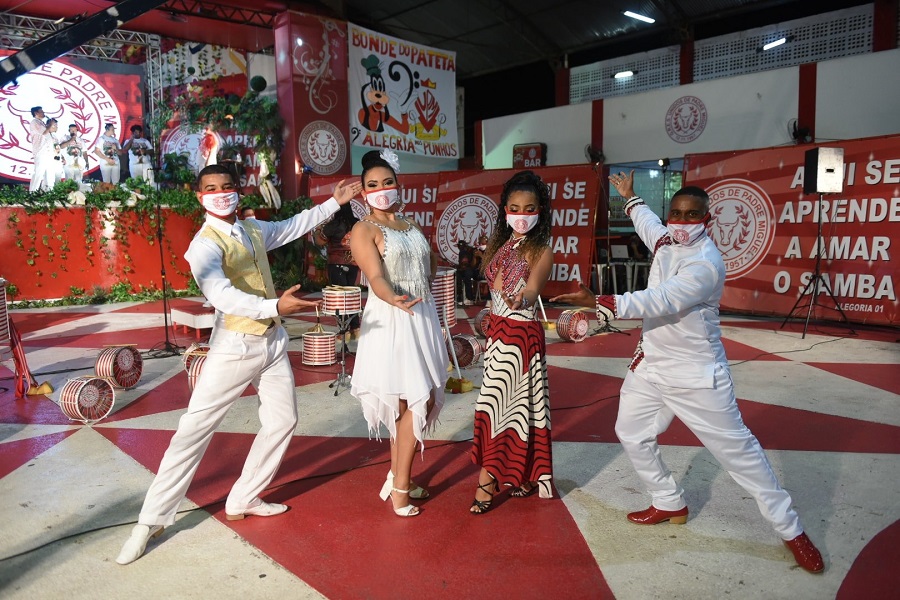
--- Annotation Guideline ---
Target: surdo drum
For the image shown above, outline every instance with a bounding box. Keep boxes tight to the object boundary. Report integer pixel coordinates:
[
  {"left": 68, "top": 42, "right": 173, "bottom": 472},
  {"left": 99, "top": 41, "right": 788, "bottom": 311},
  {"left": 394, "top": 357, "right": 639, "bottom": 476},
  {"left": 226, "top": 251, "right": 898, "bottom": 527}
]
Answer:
[
  {"left": 302, "top": 331, "right": 337, "bottom": 366},
  {"left": 450, "top": 334, "right": 483, "bottom": 368},
  {"left": 323, "top": 286, "right": 361, "bottom": 316},
  {"left": 94, "top": 345, "right": 143, "bottom": 389},
  {"left": 431, "top": 267, "right": 457, "bottom": 328},
  {"left": 557, "top": 310, "right": 590, "bottom": 342},
  {"left": 59, "top": 376, "right": 115, "bottom": 423},
  {"left": 182, "top": 342, "right": 210, "bottom": 371},
  {"left": 474, "top": 308, "right": 491, "bottom": 338}
]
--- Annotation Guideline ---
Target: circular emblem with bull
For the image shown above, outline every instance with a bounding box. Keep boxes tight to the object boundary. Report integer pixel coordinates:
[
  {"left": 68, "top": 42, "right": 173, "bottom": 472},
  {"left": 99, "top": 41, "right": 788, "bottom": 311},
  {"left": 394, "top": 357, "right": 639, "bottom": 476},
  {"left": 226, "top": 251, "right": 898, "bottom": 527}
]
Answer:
[
  {"left": 665, "top": 96, "right": 708, "bottom": 144},
  {"left": 0, "top": 60, "right": 122, "bottom": 181},
  {"left": 299, "top": 120, "right": 346, "bottom": 175},
  {"left": 707, "top": 179, "right": 776, "bottom": 280},
  {"left": 436, "top": 194, "right": 498, "bottom": 264}
]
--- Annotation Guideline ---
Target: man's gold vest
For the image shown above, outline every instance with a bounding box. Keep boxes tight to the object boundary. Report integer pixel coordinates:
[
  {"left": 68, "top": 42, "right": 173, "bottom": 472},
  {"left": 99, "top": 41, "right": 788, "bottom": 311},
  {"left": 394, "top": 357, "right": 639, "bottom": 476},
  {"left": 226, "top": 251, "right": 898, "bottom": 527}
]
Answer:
[{"left": 199, "top": 220, "right": 281, "bottom": 335}]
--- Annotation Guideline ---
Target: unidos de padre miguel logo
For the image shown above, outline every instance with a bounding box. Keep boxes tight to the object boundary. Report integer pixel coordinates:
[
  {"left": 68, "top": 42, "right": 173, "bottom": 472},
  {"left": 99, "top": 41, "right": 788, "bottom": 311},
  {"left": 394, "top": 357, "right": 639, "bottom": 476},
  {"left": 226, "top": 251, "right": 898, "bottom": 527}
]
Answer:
[
  {"left": 299, "top": 120, "right": 347, "bottom": 175},
  {"left": 436, "top": 194, "right": 498, "bottom": 264},
  {"left": 665, "top": 96, "right": 707, "bottom": 144},
  {"left": 0, "top": 60, "right": 122, "bottom": 181},
  {"left": 707, "top": 179, "right": 776, "bottom": 280}
]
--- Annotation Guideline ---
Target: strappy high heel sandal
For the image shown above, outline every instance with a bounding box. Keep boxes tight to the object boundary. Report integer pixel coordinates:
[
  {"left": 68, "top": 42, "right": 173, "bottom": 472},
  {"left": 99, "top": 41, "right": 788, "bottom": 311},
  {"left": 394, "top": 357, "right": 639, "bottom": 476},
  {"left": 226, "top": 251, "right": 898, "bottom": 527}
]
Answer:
[
  {"left": 389, "top": 488, "right": 420, "bottom": 517},
  {"left": 509, "top": 482, "right": 538, "bottom": 498},
  {"left": 470, "top": 478, "right": 498, "bottom": 515},
  {"left": 379, "top": 471, "right": 430, "bottom": 500}
]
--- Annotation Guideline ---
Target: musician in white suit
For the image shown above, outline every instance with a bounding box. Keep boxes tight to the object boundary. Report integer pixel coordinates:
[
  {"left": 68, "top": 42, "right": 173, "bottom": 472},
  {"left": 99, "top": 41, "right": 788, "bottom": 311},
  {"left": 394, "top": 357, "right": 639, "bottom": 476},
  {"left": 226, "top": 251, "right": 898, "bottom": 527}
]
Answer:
[{"left": 551, "top": 170, "right": 825, "bottom": 575}]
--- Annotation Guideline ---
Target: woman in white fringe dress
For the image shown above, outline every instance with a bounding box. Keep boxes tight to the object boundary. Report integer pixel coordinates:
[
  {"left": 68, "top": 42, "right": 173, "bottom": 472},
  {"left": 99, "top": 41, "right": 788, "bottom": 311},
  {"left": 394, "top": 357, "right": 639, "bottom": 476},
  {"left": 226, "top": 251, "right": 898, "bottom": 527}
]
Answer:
[{"left": 350, "top": 149, "right": 449, "bottom": 518}]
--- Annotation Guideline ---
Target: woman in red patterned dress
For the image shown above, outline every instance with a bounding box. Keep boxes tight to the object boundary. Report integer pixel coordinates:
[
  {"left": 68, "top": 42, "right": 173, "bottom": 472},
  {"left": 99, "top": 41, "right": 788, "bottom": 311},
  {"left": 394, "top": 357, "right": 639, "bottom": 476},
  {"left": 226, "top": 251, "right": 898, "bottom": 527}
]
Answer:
[{"left": 470, "top": 170, "right": 554, "bottom": 514}]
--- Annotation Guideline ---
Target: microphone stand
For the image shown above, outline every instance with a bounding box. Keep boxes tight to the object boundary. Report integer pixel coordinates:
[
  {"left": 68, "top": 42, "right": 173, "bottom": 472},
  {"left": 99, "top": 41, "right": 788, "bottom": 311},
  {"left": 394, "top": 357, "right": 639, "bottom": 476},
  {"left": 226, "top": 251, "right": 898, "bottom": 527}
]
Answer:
[
  {"left": 149, "top": 165, "right": 183, "bottom": 357},
  {"left": 592, "top": 163, "right": 625, "bottom": 336}
]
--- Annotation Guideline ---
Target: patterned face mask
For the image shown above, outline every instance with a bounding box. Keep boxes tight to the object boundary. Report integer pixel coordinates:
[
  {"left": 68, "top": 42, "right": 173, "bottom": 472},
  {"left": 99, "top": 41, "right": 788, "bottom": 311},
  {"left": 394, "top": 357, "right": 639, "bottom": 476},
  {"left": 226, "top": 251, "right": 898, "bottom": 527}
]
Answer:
[
  {"left": 506, "top": 212, "right": 539, "bottom": 234},
  {"left": 365, "top": 187, "right": 401, "bottom": 211},
  {"left": 666, "top": 214, "right": 710, "bottom": 246},
  {"left": 200, "top": 191, "right": 240, "bottom": 217}
]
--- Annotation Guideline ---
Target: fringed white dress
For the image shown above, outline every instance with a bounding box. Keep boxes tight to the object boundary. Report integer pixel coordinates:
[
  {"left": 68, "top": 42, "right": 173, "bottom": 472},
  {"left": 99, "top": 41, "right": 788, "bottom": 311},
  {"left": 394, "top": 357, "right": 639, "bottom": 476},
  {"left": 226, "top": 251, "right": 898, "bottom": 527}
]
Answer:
[{"left": 350, "top": 217, "right": 449, "bottom": 445}]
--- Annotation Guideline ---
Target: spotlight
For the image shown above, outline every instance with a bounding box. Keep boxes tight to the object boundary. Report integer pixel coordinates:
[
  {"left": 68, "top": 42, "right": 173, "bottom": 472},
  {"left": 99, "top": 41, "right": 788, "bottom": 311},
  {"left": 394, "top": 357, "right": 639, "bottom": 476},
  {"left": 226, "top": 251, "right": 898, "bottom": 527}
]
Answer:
[{"left": 658, "top": 158, "right": 670, "bottom": 168}]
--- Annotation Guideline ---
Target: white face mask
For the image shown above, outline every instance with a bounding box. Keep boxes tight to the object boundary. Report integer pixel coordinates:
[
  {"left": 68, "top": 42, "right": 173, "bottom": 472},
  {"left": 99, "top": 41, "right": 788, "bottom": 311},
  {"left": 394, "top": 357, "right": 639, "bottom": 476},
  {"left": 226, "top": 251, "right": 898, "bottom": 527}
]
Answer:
[
  {"left": 365, "top": 187, "right": 400, "bottom": 211},
  {"left": 666, "top": 221, "right": 707, "bottom": 246},
  {"left": 200, "top": 190, "right": 240, "bottom": 217},
  {"left": 506, "top": 212, "right": 539, "bottom": 234}
]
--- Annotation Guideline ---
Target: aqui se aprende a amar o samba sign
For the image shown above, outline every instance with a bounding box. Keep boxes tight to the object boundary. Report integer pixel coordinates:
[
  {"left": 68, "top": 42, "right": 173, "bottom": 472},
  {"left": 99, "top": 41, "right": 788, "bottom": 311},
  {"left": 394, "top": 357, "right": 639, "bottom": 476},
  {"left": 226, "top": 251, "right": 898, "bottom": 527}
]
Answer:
[{"left": 347, "top": 23, "right": 458, "bottom": 160}]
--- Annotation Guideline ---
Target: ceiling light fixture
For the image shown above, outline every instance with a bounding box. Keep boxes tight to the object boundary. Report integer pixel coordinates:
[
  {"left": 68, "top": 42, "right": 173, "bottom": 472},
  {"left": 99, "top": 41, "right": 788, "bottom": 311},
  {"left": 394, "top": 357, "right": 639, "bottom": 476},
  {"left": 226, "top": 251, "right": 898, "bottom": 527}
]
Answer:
[
  {"left": 624, "top": 11, "right": 655, "bottom": 24},
  {"left": 758, "top": 36, "right": 793, "bottom": 52},
  {"left": 658, "top": 158, "right": 670, "bottom": 168},
  {"left": 613, "top": 70, "right": 635, "bottom": 79}
]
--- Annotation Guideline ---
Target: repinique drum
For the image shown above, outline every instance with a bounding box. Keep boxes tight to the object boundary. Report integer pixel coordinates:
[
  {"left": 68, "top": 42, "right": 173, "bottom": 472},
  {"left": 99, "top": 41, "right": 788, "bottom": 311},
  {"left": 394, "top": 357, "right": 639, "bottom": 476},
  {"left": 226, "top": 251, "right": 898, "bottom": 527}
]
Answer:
[
  {"left": 323, "top": 286, "right": 361, "bottom": 316},
  {"left": 59, "top": 376, "right": 115, "bottom": 423},
  {"left": 431, "top": 267, "right": 456, "bottom": 328},
  {"left": 182, "top": 342, "right": 210, "bottom": 372},
  {"left": 302, "top": 332, "right": 337, "bottom": 366},
  {"left": 557, "top": 310, "right": 590, "bottom": 342},
  {"left": 474, "top": 308, "right": 491, "bottom": 338},
  {"left": 451, "top": 334, "right": 483, "bottom": 368},
  {"left": 187, "top": 352, "right": 208, "bottom": 392},
  {"left": 94, "top": 345, "right": 143, "bottom": 389}
]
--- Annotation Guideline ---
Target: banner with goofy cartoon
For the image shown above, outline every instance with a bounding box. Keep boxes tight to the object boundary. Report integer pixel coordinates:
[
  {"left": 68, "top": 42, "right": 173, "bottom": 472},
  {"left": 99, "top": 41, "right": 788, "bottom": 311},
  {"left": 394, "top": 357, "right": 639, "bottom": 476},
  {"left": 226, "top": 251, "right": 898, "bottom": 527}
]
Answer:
[{"left": 348, "top": 23, "right": 458, "bottom": 160}]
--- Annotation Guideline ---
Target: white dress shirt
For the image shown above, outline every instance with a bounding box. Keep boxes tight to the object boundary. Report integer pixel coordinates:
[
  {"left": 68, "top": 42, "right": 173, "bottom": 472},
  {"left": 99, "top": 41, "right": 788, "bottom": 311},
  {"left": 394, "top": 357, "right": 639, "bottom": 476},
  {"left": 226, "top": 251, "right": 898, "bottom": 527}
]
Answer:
[{"left": 185, "top": 198, "right": 339, "bottom": 325}]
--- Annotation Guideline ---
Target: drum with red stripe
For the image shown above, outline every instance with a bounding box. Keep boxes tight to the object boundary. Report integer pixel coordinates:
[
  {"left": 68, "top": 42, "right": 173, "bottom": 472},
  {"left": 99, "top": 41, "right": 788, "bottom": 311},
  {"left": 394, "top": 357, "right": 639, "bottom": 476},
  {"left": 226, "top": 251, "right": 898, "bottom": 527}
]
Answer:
[
  {"left": 323, "top": 286, "right": 361, "bottom": 316},
  {"left": 0, "top": 278, "right": 10, "bottom": 362},
  {"left": 186, "top": 352, "right": 209, "bottom": 392},
  {"left": 431, "top": 267, "right": 456, "bottom": 328},
  {"left": 451, "top": 333, "right": 483, "bottom": 368},
  {"left": 557, "top": 310, "right": 590, "bottom": 342},
  {"left": 94, "top": 345, "right": 143, "bottom": 389},
  {"left": 59, "top": 376, "right": 115, "bottom": 423},
  {"left": 182, "top": 342, "right": 210, "bottom": 372},
  {"left": 302, "top": 332, "right": 337, "bottom": 366},
  {"left": 474, "top": 308, "right": 491, "bottom": 338}
]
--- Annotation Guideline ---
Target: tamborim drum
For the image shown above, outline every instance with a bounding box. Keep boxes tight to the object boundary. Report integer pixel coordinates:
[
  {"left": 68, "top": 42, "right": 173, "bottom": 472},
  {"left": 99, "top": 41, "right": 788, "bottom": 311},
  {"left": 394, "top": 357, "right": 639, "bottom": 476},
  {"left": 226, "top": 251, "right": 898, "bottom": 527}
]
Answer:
[
  {"left": 557, "top": 310, "right": 590, "bottom": 342},
  {"left": 95, "top": 345, "right": 143, "bottom": 389},
  {"left": 59, "top": 376, "right": 115, "bottom": 423},
  {"left": 323, "top": 286, "right": 361, "bottom": 316},
  {"left": 474, "top": 308, "right": 491, "bottom": 338},
  {"left": 451, "top": 334, "right": 483, "bottom": 368},
  {"left": 302, "top": 332, "right": 337, "bottom": 366},
  {"left": 187, "top": 352, "right": 208, "bottom": 392},
  {"left": 431, "top": 267, "right": 456, "bottom": 328}
]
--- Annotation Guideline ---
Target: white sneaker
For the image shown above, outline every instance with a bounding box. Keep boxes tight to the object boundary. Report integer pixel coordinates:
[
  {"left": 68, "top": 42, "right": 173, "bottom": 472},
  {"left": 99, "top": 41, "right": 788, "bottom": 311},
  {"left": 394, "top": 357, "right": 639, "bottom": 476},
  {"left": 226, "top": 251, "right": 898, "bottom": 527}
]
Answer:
[
  {"left": 116, "top": 524, "right": 164, "bottom": 565},
  {"left": 463, "top": 299, "right": 473, "bottom": 306}
]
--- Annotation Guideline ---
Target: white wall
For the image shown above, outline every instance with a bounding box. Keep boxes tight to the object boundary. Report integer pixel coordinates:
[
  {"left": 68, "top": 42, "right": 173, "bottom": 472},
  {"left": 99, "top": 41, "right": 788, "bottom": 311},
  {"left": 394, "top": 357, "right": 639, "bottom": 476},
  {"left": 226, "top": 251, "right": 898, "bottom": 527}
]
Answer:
[
  {"left": 483, "top": 103, "right": 592, "bottom": 169},
  {"left": 482, "top": 49, "right": 900, "bottom": 169},
  {"left": 816, "top": 48, "right": 900, "bottom": 141}
]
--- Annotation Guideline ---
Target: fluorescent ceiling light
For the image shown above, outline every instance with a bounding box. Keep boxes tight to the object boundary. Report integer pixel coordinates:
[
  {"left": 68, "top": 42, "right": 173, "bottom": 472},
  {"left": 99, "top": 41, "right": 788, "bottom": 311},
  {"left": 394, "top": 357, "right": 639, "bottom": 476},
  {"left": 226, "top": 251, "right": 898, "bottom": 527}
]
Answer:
[
  {"left": 624, "top": 11, "right": 655, "bottom": 24},
  {"left": 614, "top": 70, "right": 634, "bottom": 79},
  {"left": 762, "top": 37, "right": 787, "bottom": 51}
]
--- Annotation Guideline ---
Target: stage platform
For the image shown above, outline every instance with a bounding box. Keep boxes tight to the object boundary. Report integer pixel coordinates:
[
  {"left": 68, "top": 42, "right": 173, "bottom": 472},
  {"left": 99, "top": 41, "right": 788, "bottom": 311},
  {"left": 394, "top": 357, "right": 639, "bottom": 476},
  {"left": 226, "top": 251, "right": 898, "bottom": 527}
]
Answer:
[{"left": 1, "top": 293, "right": 898, "bottom": 599}]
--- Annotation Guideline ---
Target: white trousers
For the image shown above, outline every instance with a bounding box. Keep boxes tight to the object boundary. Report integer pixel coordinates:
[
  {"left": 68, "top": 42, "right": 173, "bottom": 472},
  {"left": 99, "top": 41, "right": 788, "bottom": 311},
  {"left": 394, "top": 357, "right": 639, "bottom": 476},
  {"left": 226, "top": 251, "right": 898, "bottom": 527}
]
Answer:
[
  {"left": 30, "top": 155, "right": 59, "bottom": 191},
  {"left": 99, "top": 160, "right": 120, "bottom": 184},
  {"left": 64, "top": 164, "right": 83, "bottom": 183},
  {"left": 129, "top": 160, "right": 150, "bottom": 181},
  {"left": 138, "top": 326, "right": 298, "bottom": 526},
  {"left": 615, "top": 367, "right": 803, "bottom": 540}
]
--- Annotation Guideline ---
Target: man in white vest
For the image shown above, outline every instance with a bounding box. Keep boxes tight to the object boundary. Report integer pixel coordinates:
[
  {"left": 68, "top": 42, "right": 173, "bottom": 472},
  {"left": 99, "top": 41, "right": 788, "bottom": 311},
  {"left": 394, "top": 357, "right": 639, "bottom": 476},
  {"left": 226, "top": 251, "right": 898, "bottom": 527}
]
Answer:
[
  {"left": 551, "top": 170, "right": 824, "bottom": 575},
  {"left": 117, "top": 164, "right": 363, "bottom": 565}
]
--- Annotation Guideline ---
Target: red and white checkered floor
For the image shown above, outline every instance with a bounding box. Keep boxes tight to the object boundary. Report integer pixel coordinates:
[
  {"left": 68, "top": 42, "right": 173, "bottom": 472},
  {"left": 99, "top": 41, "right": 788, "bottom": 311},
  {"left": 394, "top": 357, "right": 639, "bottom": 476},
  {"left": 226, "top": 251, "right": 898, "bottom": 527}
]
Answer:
[{"left": 1, "top": 296, "right": 898, "bottom": 599}]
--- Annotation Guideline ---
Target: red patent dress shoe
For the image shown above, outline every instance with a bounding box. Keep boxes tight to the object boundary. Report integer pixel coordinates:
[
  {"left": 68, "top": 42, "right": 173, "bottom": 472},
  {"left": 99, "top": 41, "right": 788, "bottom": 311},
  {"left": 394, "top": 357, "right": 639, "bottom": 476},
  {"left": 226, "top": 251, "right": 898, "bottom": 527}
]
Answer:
[
  {"left": 627, "top": 505, "right": 689, "bottom": 525},
  {"left": 784, "top": 532, "right": 825, "bottom": 573}
]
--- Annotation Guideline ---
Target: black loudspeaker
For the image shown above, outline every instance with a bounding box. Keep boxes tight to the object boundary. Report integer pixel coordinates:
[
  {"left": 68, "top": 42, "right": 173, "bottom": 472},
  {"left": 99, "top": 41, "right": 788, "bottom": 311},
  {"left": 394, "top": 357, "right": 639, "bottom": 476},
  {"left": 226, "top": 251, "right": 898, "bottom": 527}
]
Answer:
[{"left": 803, "top": 147, "right": 844, "bottom": 194}]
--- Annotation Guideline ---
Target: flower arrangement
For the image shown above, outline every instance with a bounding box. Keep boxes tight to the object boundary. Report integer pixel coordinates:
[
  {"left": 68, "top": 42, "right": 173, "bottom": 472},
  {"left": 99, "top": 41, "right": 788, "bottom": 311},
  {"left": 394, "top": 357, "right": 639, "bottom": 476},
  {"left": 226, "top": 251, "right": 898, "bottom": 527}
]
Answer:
[
  {"left": 68, "top": 146, "right": 82, "bottom": 158},
  {"left": 103, "top": 143, "right": 118, "bottom": 158}
]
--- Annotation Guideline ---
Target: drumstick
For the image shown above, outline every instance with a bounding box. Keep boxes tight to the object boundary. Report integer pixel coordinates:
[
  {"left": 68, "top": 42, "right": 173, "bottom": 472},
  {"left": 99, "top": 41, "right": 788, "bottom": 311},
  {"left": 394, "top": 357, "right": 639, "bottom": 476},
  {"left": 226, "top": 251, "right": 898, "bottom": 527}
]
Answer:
[
  {"left": 443, "top": 305, "right": 462, "bottom": 380},
  {"left": 537, "top": 295, "right": 548, "bottom": 323}
]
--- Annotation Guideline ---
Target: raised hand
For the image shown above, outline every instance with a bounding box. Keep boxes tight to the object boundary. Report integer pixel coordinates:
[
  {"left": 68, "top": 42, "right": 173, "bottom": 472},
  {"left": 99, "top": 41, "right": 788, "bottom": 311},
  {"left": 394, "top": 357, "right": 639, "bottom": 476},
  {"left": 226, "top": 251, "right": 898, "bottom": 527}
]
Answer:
[
  {"left": 609, "top": 169, "right": 636, "bottom": 199},
  {"left": 332, "top": 179, "right": 364, "bottom": 205},
  {"left": 276, "top": 284, "right": 323, "bottom": 316}
]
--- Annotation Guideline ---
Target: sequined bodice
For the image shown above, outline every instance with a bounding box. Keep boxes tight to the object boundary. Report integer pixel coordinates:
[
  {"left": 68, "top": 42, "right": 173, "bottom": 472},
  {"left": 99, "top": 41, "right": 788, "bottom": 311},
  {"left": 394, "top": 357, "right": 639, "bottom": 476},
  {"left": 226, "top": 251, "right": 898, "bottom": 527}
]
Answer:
[
  {"left": 368, "top": 217, "right": 432, "bottom": 300},
  {"left": 485, "top": 237, "right": 531, "bottom": 296}
]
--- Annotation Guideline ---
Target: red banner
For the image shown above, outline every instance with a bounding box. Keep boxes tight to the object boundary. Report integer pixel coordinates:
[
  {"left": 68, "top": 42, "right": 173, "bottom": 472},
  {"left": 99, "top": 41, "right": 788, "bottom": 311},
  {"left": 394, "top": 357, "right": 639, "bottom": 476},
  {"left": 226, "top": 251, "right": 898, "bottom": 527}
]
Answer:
[
  {"left": 684, "top": 135, "right": 899, "bottom": 326},
  {"left": 310, "top": 166, "right": 601, "bottom": 298}
]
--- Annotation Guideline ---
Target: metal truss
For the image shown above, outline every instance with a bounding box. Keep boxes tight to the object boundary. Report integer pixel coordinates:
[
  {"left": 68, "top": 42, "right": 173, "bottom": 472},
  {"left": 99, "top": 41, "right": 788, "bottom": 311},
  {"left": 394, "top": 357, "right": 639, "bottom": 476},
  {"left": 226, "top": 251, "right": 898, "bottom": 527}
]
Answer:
[
  {"left": 0, "top": 13, "right": 163, "bottom": 119},
  {"left": 164, "top": 0, "right": 275, "bottom": 28}
]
